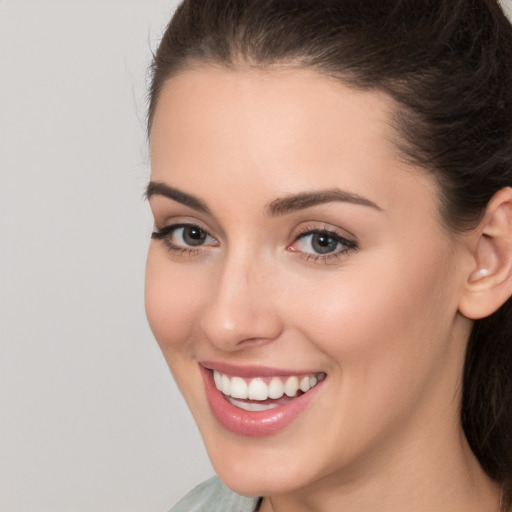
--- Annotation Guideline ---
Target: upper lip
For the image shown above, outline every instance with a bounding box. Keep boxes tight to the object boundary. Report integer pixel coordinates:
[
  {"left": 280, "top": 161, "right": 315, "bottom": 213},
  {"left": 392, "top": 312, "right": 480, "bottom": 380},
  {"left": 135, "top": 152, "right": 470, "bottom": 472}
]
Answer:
[{"left": 200, "top": 360, "right": 324, "bottom": 379}]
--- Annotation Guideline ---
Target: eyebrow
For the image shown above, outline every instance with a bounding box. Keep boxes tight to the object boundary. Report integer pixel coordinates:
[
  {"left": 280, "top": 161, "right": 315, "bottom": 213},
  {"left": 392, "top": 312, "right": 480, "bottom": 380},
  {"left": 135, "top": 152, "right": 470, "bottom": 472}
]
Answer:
[
  {"left": 145, "top": 181, "right": 211, "bottom": 214},
  {"left": 266, "top": 189, "right": 382, "bottom": 216},
  {"left": 146, "top": 181, "right": 381, "bottom": 216}
]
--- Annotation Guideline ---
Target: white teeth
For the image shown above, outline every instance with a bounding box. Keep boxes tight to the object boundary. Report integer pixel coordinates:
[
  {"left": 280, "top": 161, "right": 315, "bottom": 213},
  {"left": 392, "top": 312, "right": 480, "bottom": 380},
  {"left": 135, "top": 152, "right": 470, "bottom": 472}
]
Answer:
[
  {"left": 213, "top": 370, "right": 222, "bottom": 390},
  {"left": 227, "top": 398, "right": 280, "bottom": 411},
  {"left": 268, "top": 377, "right": 284, "bottom": 399},
  {"left": 221, "top": 374, "right": 230, "bottom": 395},
  {"left": 299, "top": 376, "right": 311, "bottom": 392},
  {"left": 212, "top": 370, "right": 324, "bottom": 403},
  {"left": 248, "top": 378, "right": 268, "bottom": 400},
  {"left": 284, "top": 376, "right": 299, "bottom": 397},
  {"left": 230, "top": 377, "right": 248, "bottom": 399}
]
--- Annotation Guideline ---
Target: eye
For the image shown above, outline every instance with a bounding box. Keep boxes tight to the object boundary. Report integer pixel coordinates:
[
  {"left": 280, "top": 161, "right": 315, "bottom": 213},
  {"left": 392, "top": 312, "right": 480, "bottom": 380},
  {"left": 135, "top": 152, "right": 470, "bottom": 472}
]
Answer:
[
  {"left": 152, "top": 223, "right": 217, "bottom": 252},
  {"left": 288, "top": 228, "right": 357, "bottom": 260},
  {"left": 173, "top": 225, "right": 211, "bottom": 246}
]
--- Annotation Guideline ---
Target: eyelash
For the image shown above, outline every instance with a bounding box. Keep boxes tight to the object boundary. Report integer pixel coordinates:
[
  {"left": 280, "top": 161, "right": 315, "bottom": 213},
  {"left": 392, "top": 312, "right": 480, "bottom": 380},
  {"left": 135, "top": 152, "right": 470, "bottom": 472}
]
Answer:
[
  {"left": 289, "top": 225, "right": 358, "bottom": 263},
  {"left": 151, "top": 223, "right": 218, "bottom": 255},
  {"left": 151, "top": 223, "right": 358, "bottom": 262}
]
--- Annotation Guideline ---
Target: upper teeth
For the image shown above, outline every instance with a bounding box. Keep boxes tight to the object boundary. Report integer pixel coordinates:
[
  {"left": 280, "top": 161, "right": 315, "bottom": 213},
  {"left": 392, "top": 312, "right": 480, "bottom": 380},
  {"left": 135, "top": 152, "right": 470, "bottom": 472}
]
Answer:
[{"left": 213, "top": 370, "right": 323, "bottom": 401}]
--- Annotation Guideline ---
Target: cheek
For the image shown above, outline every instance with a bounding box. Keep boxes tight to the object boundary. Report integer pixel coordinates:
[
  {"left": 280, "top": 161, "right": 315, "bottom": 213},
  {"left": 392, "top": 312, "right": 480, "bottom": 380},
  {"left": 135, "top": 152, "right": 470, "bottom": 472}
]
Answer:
[
  {"left": 145, "top": 247, "right": 204, "bottom": 353},
  {"left": 287, "top": 243, "right": 459, "bottom": 389},
  {"left": 279, "top": 255, "right": 460, "bottom": 454}
]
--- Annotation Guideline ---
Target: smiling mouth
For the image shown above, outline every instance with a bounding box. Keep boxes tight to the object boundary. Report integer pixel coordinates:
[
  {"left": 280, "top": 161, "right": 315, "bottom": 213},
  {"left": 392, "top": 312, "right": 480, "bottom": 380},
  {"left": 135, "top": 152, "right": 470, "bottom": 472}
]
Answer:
[{"left": 212, "top": 370, "right": 327, "bottom": 412}]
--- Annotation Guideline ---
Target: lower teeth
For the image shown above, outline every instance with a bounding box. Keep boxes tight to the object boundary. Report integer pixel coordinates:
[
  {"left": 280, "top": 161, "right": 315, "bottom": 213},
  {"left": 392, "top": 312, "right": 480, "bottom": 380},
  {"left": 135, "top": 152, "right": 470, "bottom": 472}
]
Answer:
[{"left": 227, "top": 397, "right": 281, "bottom": 411}]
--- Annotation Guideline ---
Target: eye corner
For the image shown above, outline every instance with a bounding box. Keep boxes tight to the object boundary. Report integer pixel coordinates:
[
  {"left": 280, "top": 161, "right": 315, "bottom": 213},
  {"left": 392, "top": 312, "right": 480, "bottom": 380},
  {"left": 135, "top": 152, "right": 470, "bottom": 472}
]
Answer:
[{"left": 151, "top": 225, "right": 171, "bottom": 240}]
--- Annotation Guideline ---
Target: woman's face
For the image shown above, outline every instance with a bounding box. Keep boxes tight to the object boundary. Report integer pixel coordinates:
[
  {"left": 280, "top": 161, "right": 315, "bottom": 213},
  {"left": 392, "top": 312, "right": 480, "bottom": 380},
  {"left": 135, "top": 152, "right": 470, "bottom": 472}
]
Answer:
[{"left": 146, "top": 67, "right": 474, "bottom": 497}]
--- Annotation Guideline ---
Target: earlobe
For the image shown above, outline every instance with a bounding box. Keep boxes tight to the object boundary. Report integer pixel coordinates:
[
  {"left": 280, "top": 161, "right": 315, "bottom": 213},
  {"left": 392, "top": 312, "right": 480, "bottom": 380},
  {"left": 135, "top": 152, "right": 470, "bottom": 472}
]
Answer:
[{"left": 459, "top": 187, "right": 512, "bottom": 320}]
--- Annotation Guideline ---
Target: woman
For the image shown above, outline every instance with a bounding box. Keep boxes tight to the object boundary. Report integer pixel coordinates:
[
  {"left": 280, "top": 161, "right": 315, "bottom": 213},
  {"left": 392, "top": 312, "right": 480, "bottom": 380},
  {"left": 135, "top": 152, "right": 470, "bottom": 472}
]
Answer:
[{"left": 144, "top": 1, "right": 512, "bottom": 510}]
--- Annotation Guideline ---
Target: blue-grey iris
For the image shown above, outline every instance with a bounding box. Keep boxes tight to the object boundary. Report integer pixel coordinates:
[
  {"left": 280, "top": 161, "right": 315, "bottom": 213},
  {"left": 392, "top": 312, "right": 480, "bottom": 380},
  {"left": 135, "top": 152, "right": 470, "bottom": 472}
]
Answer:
[{"left": 312, "top": 232, "right": 338, "bottom": 254}]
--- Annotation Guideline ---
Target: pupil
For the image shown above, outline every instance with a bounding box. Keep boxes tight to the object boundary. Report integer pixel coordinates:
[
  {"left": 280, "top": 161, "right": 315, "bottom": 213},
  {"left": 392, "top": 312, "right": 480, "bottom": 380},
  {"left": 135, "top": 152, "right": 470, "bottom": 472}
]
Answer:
[
  {"left": 312, "top": 233, "right": 337, "bottom": 254},
  {"left": 183, "top": 226, "right": 206, "bottom": 246}
]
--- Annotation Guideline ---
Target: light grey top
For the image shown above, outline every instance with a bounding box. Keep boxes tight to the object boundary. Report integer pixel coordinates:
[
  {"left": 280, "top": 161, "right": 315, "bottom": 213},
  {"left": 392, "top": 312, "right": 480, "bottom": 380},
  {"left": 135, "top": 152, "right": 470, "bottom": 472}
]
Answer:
[{"left": 169, "top": 476, "right": 261, "bottom": 512}]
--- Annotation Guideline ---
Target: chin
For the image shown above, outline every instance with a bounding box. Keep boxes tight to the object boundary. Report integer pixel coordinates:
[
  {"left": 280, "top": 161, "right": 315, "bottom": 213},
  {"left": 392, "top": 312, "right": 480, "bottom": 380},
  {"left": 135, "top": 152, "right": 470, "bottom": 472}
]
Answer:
[
  {"left": 200, "top": 428, "right": 326, "bottom": 498},
  {"left": 214, "top": 460, "right": 306, "bottom": 498}
]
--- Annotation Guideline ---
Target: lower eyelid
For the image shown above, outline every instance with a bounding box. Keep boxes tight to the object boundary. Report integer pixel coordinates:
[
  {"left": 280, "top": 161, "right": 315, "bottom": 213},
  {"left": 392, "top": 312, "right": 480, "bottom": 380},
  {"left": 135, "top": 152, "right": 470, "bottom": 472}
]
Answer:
[
  {"left": 294, "top": 249, "right": 353, "bottom": 266},
  {"left": 161, "top": 238, "right": 211, "bottom": 257}
]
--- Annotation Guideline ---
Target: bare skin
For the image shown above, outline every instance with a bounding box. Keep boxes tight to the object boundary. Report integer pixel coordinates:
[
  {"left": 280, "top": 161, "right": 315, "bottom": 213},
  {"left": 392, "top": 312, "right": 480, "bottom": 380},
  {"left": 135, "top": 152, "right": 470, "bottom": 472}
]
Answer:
[{"left": 146, "top": 66, "right": 509, "bottom": 512}]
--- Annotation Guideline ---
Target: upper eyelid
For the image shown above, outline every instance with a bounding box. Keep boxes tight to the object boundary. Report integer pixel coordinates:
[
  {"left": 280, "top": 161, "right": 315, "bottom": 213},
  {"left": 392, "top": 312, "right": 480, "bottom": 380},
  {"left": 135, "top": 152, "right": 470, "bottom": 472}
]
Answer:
[
  {"left": 148, "top": 196, "right": 215, "bottom": 227},
  {"left": 150, "top": 199, "right": 359, "bottom": 239},
  {"left": 293, "top": 223, "right": 357, "bottom": 242},
  {"left": 153, "top": 218, "right": 214, "bottom": 234},
  {"left": 296, "top": 227, "right": 349, "bottom": 239},
  {"left": 151, "top": 211, "right": 226, "bottom": 240}
]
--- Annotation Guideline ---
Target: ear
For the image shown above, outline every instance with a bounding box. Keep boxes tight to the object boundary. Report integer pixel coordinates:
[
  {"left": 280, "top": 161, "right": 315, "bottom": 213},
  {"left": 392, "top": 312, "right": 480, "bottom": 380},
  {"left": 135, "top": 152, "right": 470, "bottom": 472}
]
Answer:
[{"left": 458, "top": 187, "right": 512, "bottom": 320}]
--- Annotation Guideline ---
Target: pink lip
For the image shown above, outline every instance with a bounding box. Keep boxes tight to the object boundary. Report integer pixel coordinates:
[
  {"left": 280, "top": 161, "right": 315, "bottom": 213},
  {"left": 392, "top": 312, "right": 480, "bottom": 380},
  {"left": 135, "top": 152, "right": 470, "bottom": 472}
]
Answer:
[
  {"left": 199, "top": 364, "right": 325, "bottom": 437},
  {"left": 200, "top": 360, "right": 318, "bottom": 378}
]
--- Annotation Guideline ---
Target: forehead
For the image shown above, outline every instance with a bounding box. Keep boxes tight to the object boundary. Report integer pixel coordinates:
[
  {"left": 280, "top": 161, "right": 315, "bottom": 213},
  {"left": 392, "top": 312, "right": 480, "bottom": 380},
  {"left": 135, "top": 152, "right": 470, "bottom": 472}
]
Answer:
[
  {"left": 149, "top": 66, "right": 439, "bottom": 221},
  {"left": 150, "top": 66, "right": 396, "bottom": 165}
]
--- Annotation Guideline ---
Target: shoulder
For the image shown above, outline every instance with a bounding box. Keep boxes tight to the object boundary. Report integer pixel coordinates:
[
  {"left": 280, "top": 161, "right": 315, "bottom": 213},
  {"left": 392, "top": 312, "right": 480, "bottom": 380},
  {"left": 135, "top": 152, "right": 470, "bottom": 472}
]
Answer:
[{"left": 169, "top": 476, "right": 260, "bottom": 512}]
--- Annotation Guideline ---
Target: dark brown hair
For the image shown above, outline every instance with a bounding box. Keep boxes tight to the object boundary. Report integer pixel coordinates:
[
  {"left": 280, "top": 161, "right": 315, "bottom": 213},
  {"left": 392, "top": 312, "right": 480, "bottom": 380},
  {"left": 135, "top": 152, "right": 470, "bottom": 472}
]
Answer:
[{"left": 148, "top": 0, "right": 512, "bottom": 501}]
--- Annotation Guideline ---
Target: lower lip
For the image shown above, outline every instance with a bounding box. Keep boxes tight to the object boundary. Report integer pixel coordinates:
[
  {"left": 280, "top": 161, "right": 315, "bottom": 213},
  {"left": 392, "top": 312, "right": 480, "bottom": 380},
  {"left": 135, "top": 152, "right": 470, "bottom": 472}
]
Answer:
[{"left": 200, "top": 366, "right": 324, "bottom": 437}]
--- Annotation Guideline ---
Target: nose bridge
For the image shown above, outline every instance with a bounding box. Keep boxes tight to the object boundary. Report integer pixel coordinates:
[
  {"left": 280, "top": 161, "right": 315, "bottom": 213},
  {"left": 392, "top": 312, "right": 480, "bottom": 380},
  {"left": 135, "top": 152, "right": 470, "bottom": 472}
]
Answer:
[{"left": 200, "top": 245, "right": 282, "bottom": 349}]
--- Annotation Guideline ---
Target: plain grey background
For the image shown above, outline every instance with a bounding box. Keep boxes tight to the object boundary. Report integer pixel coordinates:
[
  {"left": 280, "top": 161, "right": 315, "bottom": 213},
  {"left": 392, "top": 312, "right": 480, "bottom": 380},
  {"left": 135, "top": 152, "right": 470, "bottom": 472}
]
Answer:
[
  {"left": 1, "top": 1, "right": 511, "bottom": 511},
  {"left": 0, "top": 1, "right": 213, "bottom": 511}
]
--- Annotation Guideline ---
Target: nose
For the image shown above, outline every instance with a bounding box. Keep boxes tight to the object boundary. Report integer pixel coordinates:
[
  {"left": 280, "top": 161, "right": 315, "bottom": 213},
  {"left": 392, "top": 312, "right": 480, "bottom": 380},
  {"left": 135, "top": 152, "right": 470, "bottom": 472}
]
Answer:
[{"left": 199, "top": 252, "right": 283, "bottom": 351}]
